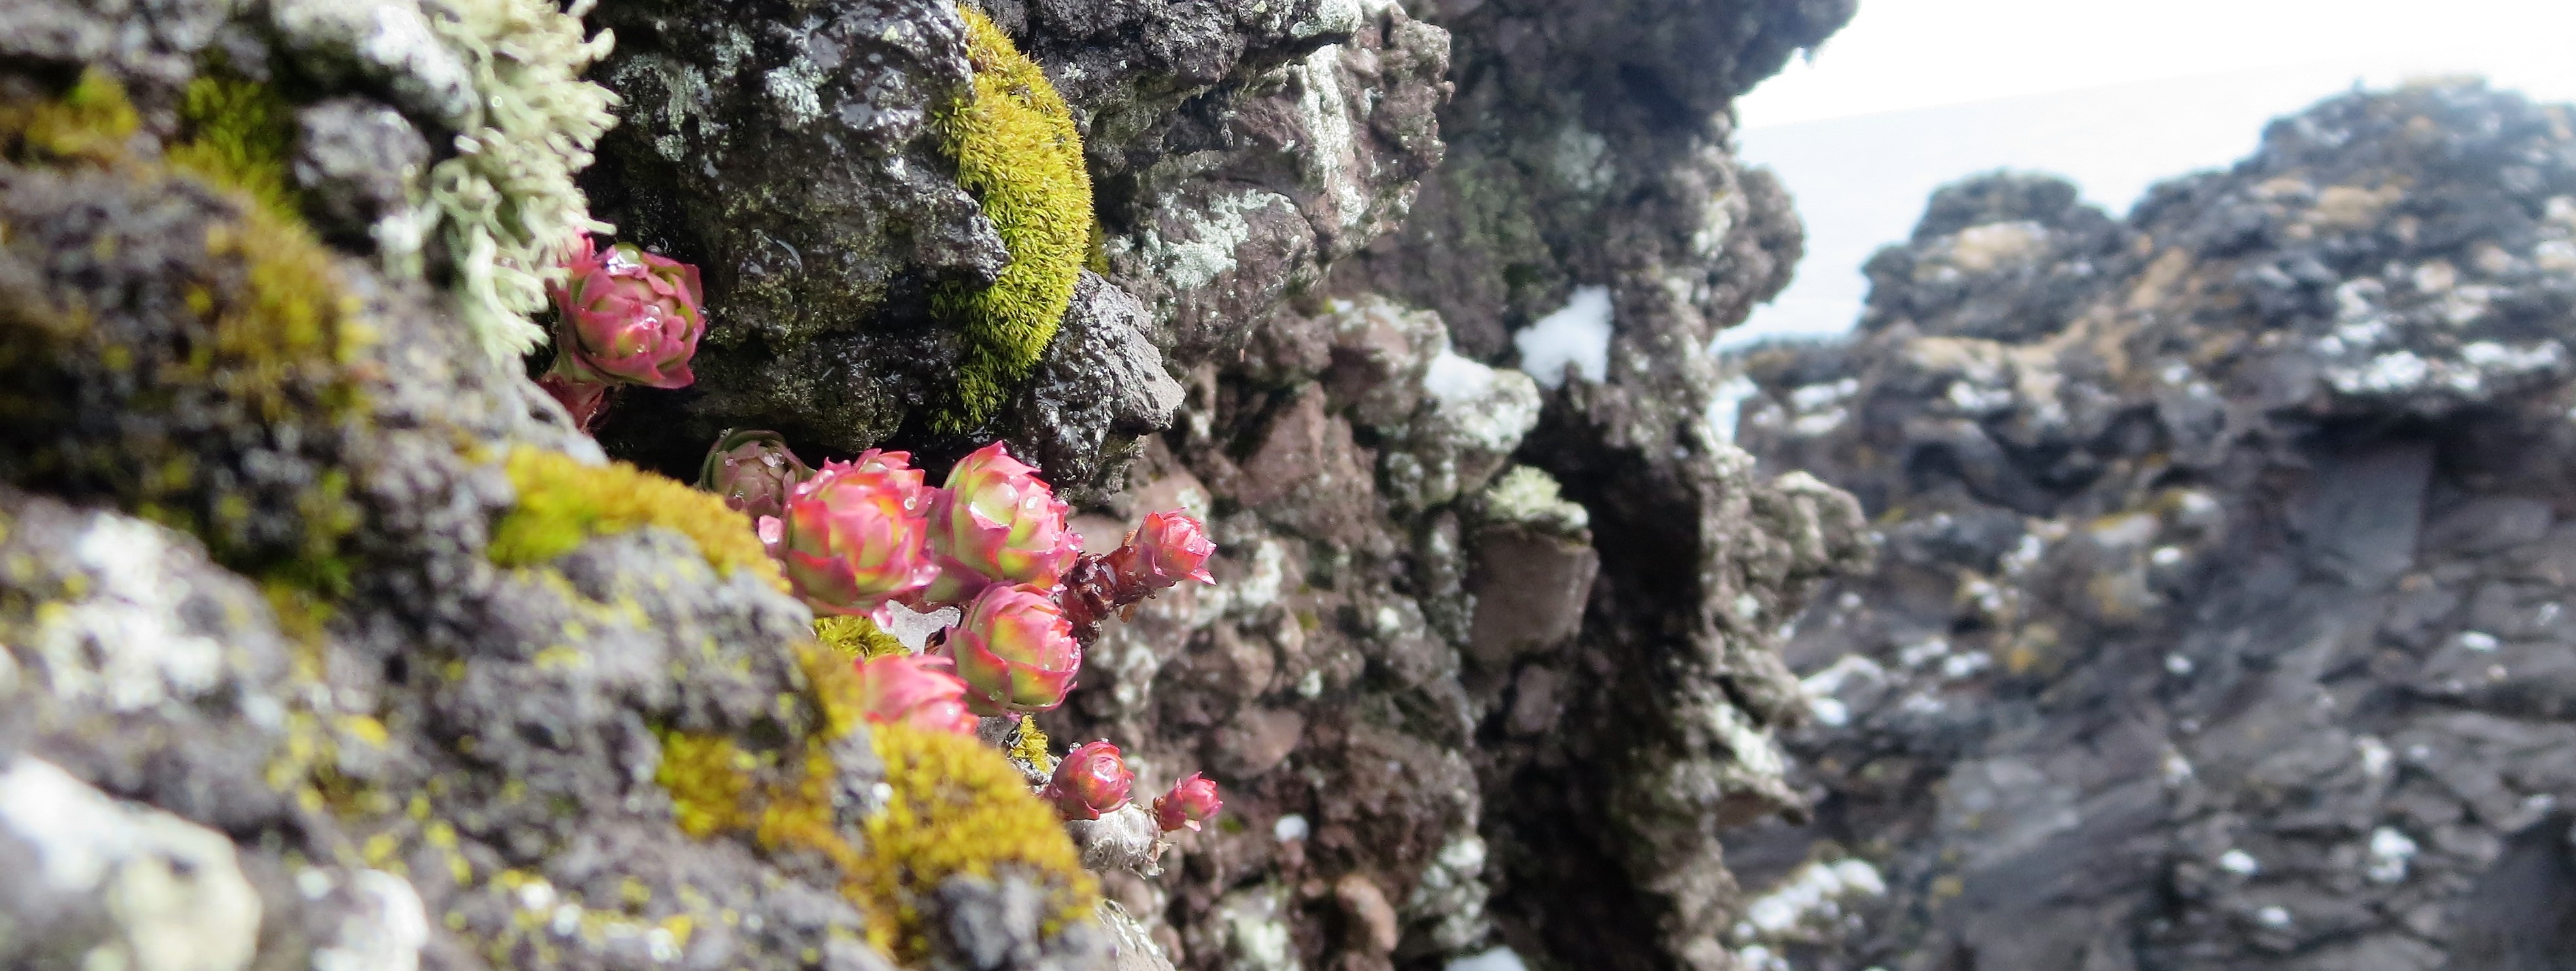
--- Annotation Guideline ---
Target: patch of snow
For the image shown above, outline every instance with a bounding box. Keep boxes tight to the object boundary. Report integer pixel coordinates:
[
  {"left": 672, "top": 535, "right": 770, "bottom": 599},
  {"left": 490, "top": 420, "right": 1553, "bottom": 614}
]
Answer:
[
  {"left": 2218, "top": 849, "right": 2260, "bottom": 876},
  {"left": 881, "top": 603, "right": 961, "bottom": 651},
  {"left": 2367, "top": 826, "right": 2418, "bottom": 884},
  {"left": 1515, "top": 286, "right": 1614, "bottom": 388},
  {"left": 1447, "top": 947, "right": 1527, "bottom": 971}
]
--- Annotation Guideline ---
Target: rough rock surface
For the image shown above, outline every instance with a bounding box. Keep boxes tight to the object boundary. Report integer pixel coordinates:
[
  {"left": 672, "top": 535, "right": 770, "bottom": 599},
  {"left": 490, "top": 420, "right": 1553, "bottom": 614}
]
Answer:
[
  {"left": 1728, "top": 82, "right": 2576, "bottom": 971},
  {"left": 1, "top": 0, "right": 1876, "bottom": 970}
]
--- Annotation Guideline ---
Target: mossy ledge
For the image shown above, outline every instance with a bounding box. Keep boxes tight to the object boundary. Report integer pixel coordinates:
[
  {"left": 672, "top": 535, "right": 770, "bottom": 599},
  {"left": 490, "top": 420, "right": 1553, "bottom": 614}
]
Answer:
[
  {"left": 657, "top": 643, "right": 1098, "bottom": 960},
  {"left": 489, "top": 445, "right": 788, "bottom": 592},
  {"left": 932, "top": 5, "right": 1093, "bottom": 432},
  {"left": 0, "top": 69, "right": 366, "bottom": 593}
]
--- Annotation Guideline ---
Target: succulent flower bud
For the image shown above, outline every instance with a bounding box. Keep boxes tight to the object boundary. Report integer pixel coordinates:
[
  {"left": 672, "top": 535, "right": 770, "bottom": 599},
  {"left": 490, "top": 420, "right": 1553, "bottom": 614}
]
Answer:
[
  {"left": 537, "top": 372, "right": 612, "bottom": 431},
  {"left": 923, "top": 442, "right": 1083, "bottom": 604},
  {"left": 1043, "top": 740, "right": 1134, "bottom": 821},
  {"left": 849, "top": 654, "right": 977, "bottom": 735},
  {"left": 945, "top": 583, "right": 1081, "bottom": 715},
  {"left": 1107, "top": 509, "right": 1216, "bottom": 593},
  {"left": 770, "top": 451, "right": 939, "bottom": 621},
  {"left": 698, "top": 429, "right": 812, "bottom": 521},
  {"left": 549, "top": 237, "right": 705, "bottom": 389},
  {"left": 1151, "top": 772, "right": 1222, "bottom": 832}
]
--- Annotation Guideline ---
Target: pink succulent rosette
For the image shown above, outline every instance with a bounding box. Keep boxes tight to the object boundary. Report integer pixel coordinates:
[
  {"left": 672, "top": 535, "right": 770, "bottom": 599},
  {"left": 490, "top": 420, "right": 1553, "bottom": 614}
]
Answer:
[
  {"left": 1042, "top": 740, "right": 1135, "bottom": 821},
  {"left": 945, "top": 583, "right": 1081, "bottom": 716},
  {"left": 764, "top": 451, "right": 939, "bottom": 621},
  {"left": 698, "top": 429, "right": 812, "bottom": 521},
  {"left": 1106, "top": 509, "right": 1216, "bottom": 593},
  {"left": 1151, "top": 772, "right": 1221, "bottom": 832},
  {"left": 921, "top": 442, "right": 1083, "bottom": 605},
  {"left": 548, "top": 237, "right": 706, "bottom": 389},
  {"left": 849, "top": 654, "right": 978, "bottom": 736}
]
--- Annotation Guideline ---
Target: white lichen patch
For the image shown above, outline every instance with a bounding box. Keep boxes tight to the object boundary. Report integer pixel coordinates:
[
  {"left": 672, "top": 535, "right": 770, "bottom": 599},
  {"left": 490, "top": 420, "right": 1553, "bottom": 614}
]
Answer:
[
  {"left": 1289, "top": 0, "right": 1366, "bottom": 39},
  {"left": 311, "top": 870, "right": 431, "bottom": 971},
  {"left": 1482, "top": 466, "right": 1589, "bottom": 539},
  {"left": 1216, "top": 884, "right": 1302, "bottom": 971},
  {"left": 1114, "top": 190, "right": 1287, "bottom": 293},
  {"left": 269, "top": 0, "right": 479, "bottom": 126},
  {"left": 763, "top": 56, "right": 827, "bottom": 129},
  {"left": 0, "top": 757, "right": 262, "bottom": 971},
  {"left": 1550, "top": 123, "right": 1614, "bottom": 196},
  {"left": 1289, "top": 44, "right": 1368, "bottom": 240},
  {"left": 1406, "top": 833, "right": 1493, "bottom": 952},
  {"left": 33, "top": 515, "right": 230, "bottom": 713},
  {"left": 1423, "top": 351, "right": 1542, "bottom": 452}
]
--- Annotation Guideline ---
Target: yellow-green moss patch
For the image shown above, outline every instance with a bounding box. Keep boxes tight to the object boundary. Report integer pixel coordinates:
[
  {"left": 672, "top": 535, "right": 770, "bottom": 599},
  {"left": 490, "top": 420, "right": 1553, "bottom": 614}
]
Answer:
[
  {"left": 1007, "top": 715, "right": 1053, "bottom": 774},
  {"left": 0, "top": 68, "right": 139, "bottom": 164},
  {"left": 169, "top": 73, "right": 301, "bottom": 221},
  {"left": 655, "top": 643, "right": 1097, "bottom": 959},
  {"left": 932, "top": 5, "right": 1093, "bottom": 432},
  {"left": 0, "top": 69, "right": 367, "bottom": 592},
  {"left": 490, "top": 445, "right": 788, "bottom": 592},
  {"left": 858, "top": 722, "right": 1096, "bottom": 959},
  {"left": 815, "top": 615, "right": 908, "bottom": 659}
]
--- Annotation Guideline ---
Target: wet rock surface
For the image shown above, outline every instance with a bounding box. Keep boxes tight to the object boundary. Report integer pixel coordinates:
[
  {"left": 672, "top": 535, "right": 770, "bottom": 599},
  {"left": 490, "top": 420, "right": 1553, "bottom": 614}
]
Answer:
[{"left": 1729, "top": 82, "right": 2576, "bottom": 971}]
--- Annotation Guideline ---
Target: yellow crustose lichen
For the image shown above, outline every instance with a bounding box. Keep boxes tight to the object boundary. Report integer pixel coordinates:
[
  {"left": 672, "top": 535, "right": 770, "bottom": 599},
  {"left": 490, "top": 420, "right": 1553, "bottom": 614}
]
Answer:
[
  {"left": 933, "top": 5, "right": 1093, "bottom": 432},
  {"left": 488, "top": 445, "right": 788, "bottom": 592},
  {"left": 656, "top": 642, "right": 1097, "bottom": 960}
]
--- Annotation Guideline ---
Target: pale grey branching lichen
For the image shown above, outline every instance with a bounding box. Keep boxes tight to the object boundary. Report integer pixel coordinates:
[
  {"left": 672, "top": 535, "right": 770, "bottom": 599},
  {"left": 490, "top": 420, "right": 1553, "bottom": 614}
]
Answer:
[
  {"left": 420, "top": 0, "right": 621, "bottom": 360},
  {"left": 271, "top": 0, "right": 621, "bottom": 361}
]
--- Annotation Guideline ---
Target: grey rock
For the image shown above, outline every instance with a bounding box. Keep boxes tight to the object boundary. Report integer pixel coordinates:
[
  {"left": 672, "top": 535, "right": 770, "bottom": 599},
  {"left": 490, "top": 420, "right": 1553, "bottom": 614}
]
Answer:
[
  {"left": 293, "top": 97, "right": 433, "bottom": 252},
  {"left": 0, "top": 755, "right": 263, "bottom": 971},
  {"left": 1729, "top": 82, "right": 2576, "bottom": 971},
  {"left": 1007, "top": 271, "right": 1187, "bottom": 499},
  {"left": 935, "top": 872, "right": 1115, "bottom": 971},
  {"left": 269, "top": 0, "right": 479, "bottom": 128}
]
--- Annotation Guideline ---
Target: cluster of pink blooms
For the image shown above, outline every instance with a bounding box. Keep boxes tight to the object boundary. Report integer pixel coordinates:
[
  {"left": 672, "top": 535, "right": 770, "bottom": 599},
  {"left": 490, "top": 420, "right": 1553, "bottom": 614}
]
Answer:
[
  {"left": 711, "top": 435, "right": 1222, "bottom": 831},
  {"left": 539, "top": 237, "right": 708, "bottom": 430},
  {"left": 1032, "top": 741, "right": 1217, "bottom": 831},
  {"left": 551, "top": 242, "right": 1223, "bottom": 832}
]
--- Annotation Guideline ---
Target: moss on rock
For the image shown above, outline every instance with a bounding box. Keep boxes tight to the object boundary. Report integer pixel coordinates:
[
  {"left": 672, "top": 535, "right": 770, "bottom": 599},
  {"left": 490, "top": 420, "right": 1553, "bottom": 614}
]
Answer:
[
  {"left": 934, "top": 5, "right": 1093, "bottom": 432},
  {"left": 490, "top": 445, "right": 787, "bottom": 592},
  {"left": 656, "top": 641, "right": 1098, "bottom": 960},
  {"left": 858, "top": 721, "right": 1097, "bottom": 959},
  {"left": 816, "top": 615, "right": 909, "bottom": 659},
  {"left": 169, "top": 72, "right": 302, "bottom": 221},
  {"left": 0, "top": 68, "right": 366, "bottom": 592}
]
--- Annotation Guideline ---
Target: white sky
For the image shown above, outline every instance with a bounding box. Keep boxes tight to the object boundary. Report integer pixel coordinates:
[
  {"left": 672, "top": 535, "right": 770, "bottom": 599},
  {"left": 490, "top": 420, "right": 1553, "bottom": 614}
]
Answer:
[
  {"left": 1738, "top": 0, "right": 2576, "bottom": 128},
  {"left": 1721, "top": 0, "right": 2576, "bottom": 347}
]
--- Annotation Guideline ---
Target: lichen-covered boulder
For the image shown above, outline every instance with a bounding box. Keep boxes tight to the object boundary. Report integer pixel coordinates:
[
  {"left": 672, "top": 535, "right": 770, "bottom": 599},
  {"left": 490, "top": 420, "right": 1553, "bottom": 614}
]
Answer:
[
  {"left": 0, "top": 13, "right": 1118, "bottom": 970},
  {"left": 1, "top": 1, "right": 1884, "bottom": 970}
]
